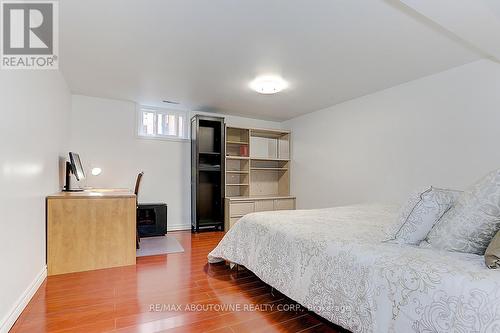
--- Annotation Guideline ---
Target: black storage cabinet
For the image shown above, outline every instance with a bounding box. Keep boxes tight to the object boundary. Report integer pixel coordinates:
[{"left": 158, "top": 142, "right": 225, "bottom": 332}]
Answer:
[
  {"left": 191, "top": 115, "right": 225, "bottom": 232},
  {"left": 137, "top": 203, "right": 167, "bottom": 237}
]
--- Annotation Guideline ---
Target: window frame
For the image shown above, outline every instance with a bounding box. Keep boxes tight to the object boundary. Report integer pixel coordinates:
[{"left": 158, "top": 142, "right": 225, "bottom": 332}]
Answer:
[{"left": 136, "top": 105, "right": 190, "bottom": 142}]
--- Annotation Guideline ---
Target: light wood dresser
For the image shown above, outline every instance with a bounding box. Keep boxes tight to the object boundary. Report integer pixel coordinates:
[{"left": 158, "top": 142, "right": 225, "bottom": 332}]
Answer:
[
  {"left": 47, "top": 189, "right": 136, "bottom": 275},
  {"left": 225, "top": 196, "right": 296, "bottom": 230},
  {"left": 224, "top": 126, "right": 296, "bottom": 230}
]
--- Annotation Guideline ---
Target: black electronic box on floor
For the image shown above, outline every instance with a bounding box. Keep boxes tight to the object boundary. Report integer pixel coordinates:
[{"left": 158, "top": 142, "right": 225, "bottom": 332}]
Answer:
[{"left": 137, "top": 203, "right": 167, "bottom": 237}]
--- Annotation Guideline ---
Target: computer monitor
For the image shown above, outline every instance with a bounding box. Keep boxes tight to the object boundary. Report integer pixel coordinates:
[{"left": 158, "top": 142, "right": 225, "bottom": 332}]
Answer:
[
  {"left": 63, "top": 152, "right": 85, "bottom": 192},
  {"left": 69, "top": 152, "right": 85, "bottom": 181}
]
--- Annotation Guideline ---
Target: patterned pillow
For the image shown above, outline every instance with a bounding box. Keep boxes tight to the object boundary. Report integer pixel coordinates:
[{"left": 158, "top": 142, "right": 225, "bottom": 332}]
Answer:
[
  {"left": 384, "top": 187, "right": 461, "bottom": 245},
  {"left": 425, "top": 169, "right": 500, "bottom": 255}
]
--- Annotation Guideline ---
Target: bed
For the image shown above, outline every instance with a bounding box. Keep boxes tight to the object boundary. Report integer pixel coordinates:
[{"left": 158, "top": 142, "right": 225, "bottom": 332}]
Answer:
[{"left": 208, "top": 204, "right": 500, "bottom": 333}]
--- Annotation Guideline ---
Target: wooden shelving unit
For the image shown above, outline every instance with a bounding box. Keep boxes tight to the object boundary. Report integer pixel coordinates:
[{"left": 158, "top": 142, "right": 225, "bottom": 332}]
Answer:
[{"left": 224, "top": 126, "right": 295, "bottom": 230}]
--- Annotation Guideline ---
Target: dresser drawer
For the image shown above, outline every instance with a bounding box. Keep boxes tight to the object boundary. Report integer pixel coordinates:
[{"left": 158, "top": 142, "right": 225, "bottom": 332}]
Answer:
[
  {"left": 274, "top": 198, "right": 295, "bottom": 210},
  {"left": 229, "top": 217, "right": 241, "bottom": 228},
  {"left": 229, "top": 201, "right": 254, "bottom": 217},
  {"left": 254, "top": 200, "right": 274, "bottom": 212}
]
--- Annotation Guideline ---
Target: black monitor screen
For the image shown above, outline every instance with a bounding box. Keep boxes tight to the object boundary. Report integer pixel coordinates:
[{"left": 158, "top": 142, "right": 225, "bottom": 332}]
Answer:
[{"left": 69, "top": 152, "right": 85, "bottom": 181}]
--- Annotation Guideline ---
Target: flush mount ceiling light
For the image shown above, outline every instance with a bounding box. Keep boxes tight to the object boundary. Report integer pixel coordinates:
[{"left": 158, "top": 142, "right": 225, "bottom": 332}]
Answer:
[{"left": 249, "top": 76, "right": 288, "bottom": 94}]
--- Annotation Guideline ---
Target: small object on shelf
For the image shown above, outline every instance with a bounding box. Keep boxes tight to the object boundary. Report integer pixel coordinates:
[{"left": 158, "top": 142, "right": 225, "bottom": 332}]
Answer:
[{"left": 240, "top": 145, "right": 249, "bottom": 157}]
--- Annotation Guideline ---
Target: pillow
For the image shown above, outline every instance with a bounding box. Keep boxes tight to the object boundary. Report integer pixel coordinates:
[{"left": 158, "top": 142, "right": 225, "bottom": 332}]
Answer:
[
  {"left": 384, "top": 187, "right": 461, "bottom": 245},
  {"left": 425, "top": 169, "right": 500, "bottom": 255},
  {"left": 485, "top": 231, "right": 500, "bottom": 268}
]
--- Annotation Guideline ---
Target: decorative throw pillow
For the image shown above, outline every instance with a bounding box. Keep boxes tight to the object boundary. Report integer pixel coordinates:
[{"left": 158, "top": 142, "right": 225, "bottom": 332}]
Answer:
[
  {"left": 485, "top": 231, "right": 500, "bottom": 269},
  {"left": 425, "top": 169, "right": 500, "bottom": 255},
  {"left": 384, "top": 187, "right": 461, "bottom": 245}
]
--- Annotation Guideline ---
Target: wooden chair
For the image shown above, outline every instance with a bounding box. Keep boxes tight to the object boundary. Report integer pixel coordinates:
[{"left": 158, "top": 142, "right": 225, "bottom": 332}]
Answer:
[{"left": 135, "top": 172, "right": 144, "bottom": 249}]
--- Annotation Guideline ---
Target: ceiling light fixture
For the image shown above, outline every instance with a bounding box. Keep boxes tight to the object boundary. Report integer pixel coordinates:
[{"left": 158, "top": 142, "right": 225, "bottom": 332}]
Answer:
[{"left": 249, "top": 76, "right": 288, "bottom": 94}]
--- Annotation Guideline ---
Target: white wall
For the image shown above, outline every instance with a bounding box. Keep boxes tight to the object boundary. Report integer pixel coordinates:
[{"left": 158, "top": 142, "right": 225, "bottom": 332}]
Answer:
[
  {"left": 284, "top": 59, "right": 500, "bottom": 209},
  {"left": 0, "top": 71, "right": 70, "bottom": 332},
  {"left": 69, "top": 95, "right": 281, "bottom": 230}
]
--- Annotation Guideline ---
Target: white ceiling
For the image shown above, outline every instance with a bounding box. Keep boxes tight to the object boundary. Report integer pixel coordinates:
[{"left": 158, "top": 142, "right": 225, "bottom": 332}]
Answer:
[{"left": 60, "top": 0, "right": 481, "bottom": 121}]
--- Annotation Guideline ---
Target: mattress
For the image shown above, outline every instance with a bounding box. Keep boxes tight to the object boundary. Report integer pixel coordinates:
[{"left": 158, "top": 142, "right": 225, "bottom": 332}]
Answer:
[{"left": 208, "top": 204, "right": 500, "bottom": 333}]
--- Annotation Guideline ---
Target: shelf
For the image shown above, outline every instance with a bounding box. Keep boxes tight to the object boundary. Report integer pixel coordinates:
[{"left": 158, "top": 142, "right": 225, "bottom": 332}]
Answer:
[
  {"left": 226, "top": 195, "right": 296, "bottom": 201},
  {"left": 226, "top": 156, "right": 250, "bottom": 160},
  {"left": 227, "top": 141, "right": 249, "bottom": 145},
  {"left": 226, "top": 184, "right": 249, "bottom": 186},
  {"left": 250, "top": 157, "right": 290, "bottom": 161},
  {"left": 226, "top": 170, "right": 249, "bottom": 174},
  {"left": 250, "top": 128, "right": 290, "bottom": 138},
  {"left": 200, "top": 152, "right": 221, "bottom": 155},
  {"left": 200, "top": 167, "right": 221, "bottom": 172},
  {"left": 251, "top": 168, "right": 288, "bottom": 171},
  {"left": 198, "top": 218, "right": 223, "bottom": 226}
]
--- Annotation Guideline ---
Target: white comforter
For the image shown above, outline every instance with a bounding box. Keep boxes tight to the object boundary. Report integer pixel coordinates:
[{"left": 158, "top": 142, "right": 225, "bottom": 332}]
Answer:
[{"left": 208, "top": 204, "right": 500, "bottom": 333}]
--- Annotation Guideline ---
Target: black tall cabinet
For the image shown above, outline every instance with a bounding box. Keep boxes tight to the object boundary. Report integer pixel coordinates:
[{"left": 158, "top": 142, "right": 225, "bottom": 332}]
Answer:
[{"left": 191, "top": 115, "right": 225, "bottom": 232}]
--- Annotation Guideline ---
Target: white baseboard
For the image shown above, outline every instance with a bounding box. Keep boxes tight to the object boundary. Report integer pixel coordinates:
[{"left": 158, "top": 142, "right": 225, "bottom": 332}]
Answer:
[
  {"left": 167, "top": 223, "right": 191, "bottom": 231},
  {"left": 0, "top": 266, "right": 47, "bottom": 333}
]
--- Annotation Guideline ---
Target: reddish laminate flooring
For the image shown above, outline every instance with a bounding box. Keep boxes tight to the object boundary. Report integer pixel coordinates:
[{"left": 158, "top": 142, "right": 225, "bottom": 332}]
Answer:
[{"left": 10, "top": 231, "right": 347, "bottom": 333}]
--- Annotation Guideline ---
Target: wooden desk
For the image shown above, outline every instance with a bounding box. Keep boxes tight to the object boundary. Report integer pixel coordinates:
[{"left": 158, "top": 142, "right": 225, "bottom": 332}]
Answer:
[{"left": 47, "top": 189, "right": 136, "bottom": 276}]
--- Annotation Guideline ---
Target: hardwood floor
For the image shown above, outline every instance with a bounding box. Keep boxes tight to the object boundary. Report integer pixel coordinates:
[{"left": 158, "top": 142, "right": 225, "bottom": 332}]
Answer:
[{"left": 10, "top": 231, "right": 346, "bottom": 333}]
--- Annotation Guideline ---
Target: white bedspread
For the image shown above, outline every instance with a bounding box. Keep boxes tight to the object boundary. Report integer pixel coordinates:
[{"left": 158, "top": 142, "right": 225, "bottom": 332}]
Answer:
[{"left": 208, "top": 204, "right": 500, "bottom": 333}]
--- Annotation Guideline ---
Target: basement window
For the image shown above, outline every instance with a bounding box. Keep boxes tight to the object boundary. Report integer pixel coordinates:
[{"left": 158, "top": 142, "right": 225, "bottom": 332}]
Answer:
[{"left": 137, "top": 106, "right": 189, "bottom": 141}]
